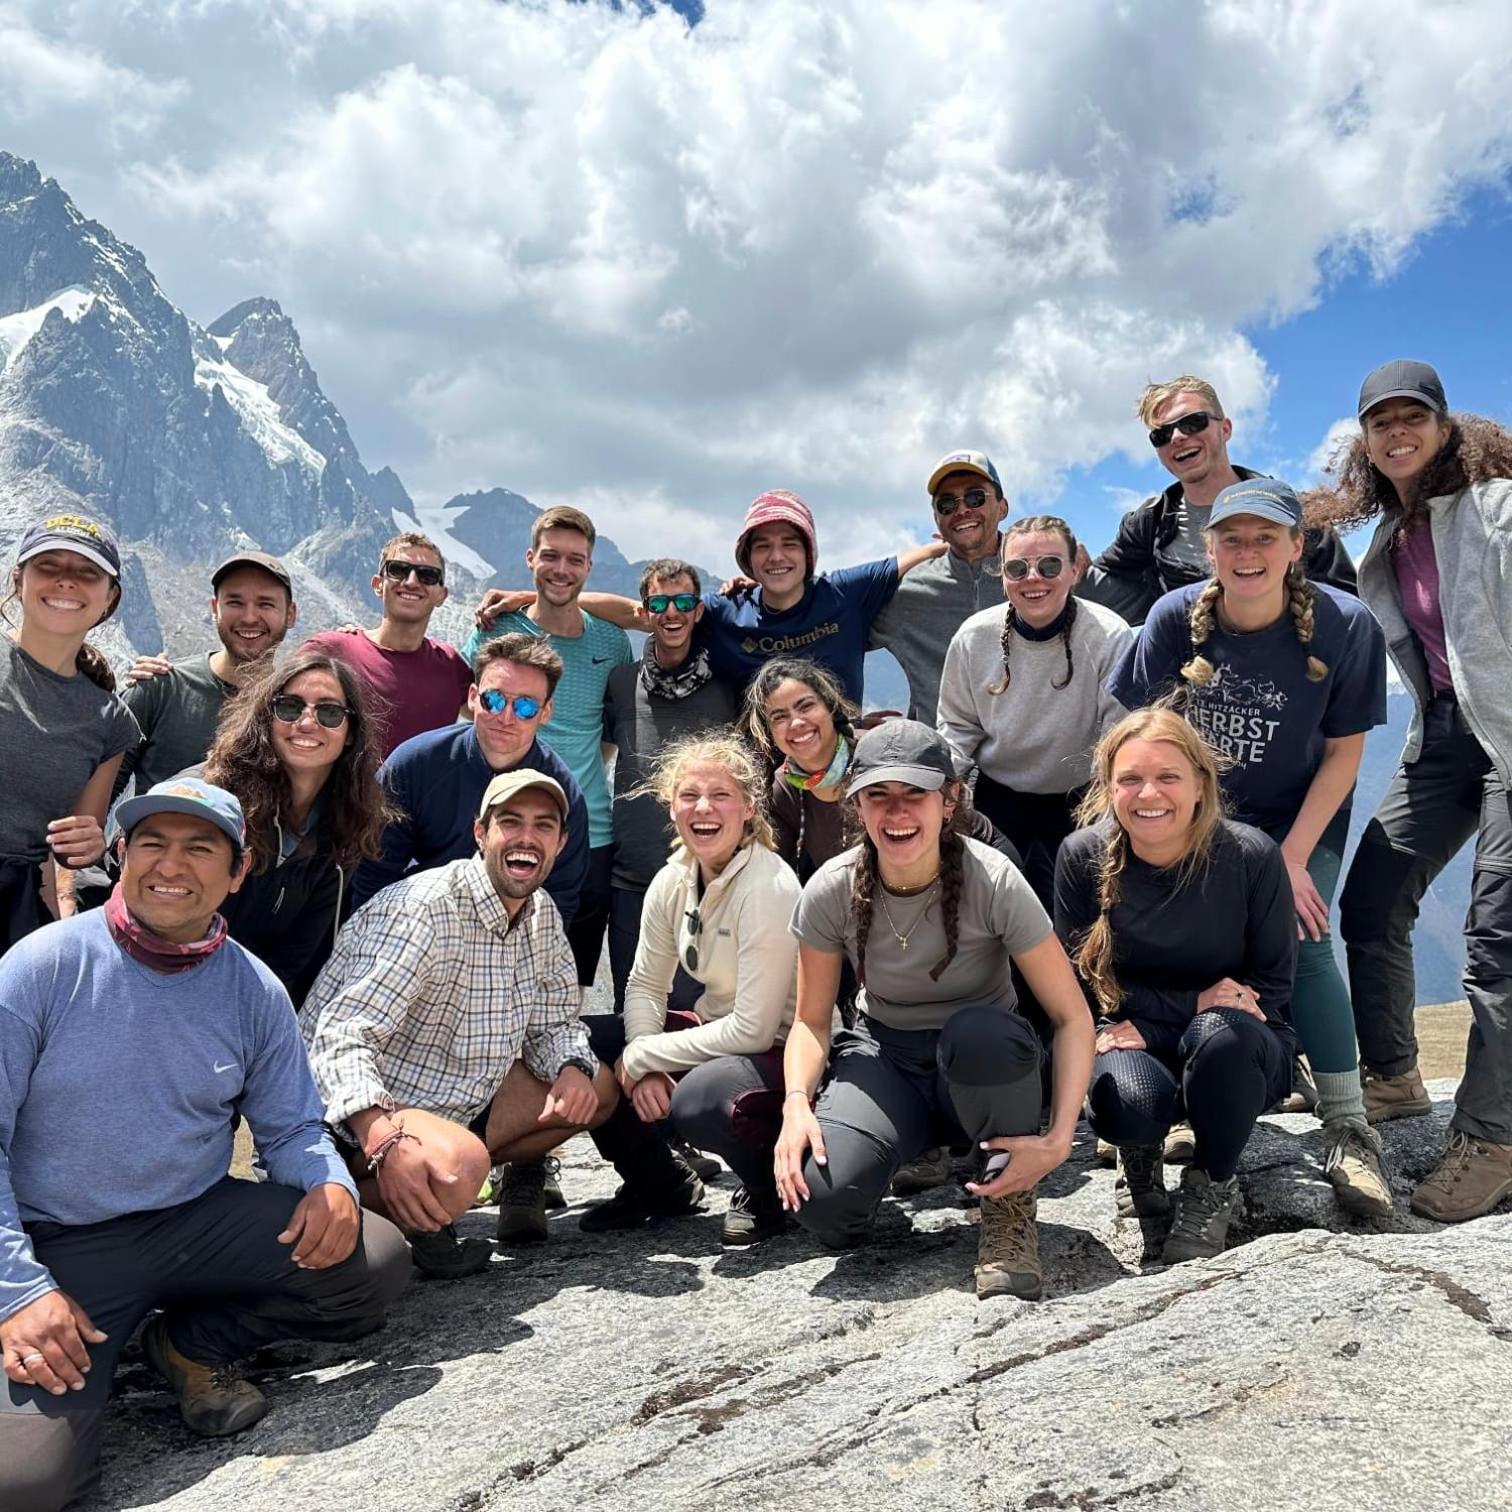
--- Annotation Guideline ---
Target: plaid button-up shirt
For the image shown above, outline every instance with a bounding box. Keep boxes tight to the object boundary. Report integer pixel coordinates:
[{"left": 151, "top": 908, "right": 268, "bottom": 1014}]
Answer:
[{"left": 301, "top": 857, "right": 589, "bottom": 1129}]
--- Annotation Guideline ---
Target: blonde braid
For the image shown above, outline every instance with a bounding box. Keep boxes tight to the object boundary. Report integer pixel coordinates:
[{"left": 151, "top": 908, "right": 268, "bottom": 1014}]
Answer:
[
  {"left": 1285, "top": 562, "right": 1329, "bottom": 682},
  {"left": 1179, "top": 580, "right": 1223, "bottom": 687},
  {"left": 1075, "top": 826, "right": 1129, "bottom": 1018}
]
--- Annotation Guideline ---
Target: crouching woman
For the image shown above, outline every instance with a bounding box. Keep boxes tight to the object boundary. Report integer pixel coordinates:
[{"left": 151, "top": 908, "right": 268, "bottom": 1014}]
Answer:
[
  {"left": 774, "top": 720, "right": 1093, "bottom": 1301},
  {"left": 1054, "top": 709, "right": 1298, "bottom": 1263}
]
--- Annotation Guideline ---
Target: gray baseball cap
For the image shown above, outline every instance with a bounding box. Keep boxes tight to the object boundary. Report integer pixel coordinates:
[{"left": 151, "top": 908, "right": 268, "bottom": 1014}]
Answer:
[{"left": 1357, "top": 360, "right": 1447, "bottom": 419}]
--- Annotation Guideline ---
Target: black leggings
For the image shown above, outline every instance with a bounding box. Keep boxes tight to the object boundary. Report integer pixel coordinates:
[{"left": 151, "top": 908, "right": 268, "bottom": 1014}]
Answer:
[
  {"left": 1086, "top": 1009, "right": 1291, "bottom": 1181},
  {"left": 0, "top": 858, "right": 48, "bottom": 956},
  {"left": 971, "top": 777, "right": 1082, "bottom": 910}
]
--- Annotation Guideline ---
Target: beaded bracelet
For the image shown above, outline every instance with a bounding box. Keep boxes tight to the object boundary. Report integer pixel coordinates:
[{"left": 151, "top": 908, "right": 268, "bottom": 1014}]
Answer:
[{"left": 365, "top": 1127, "right": 420, "bottom": 1173}]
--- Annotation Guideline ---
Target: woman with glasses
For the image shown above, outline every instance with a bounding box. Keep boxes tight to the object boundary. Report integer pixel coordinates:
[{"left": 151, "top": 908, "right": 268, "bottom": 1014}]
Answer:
[
  {"left": 776, "top": 720, "right": 1094, "bottom": 1301},
  {"left": 1, "top": 515, "right": 139, "bottom": 952},
  {"left": 607, "top": 731, "right": 801, "bottom": 1246},
  {"left": 1308, "top": 360, "right": 1512, "bottom": 1223},
  {"left": 1107, "top": 477, "right": 1390, "bottom": 1219},
  {"left": 198, "top": 651, "right": 392, "bottom": 1004},
  {"left": 937, "top": 516, "right": 1133, "bottom": 908}
]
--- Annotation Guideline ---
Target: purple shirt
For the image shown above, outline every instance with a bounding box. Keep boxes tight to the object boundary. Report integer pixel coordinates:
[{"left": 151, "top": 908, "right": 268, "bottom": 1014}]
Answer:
[
  {"left": 1391, "top": 522, "right": 1453, "bottom": 692},
  {"left": 302, "top": 630, "right": 473, "bottom": 756}
]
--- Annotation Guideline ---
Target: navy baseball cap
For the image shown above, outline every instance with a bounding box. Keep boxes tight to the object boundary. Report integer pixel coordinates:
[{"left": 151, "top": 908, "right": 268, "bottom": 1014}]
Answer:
[
  {"left": 1208, "top": 479, "right": 1303, "bottom": 531},
  {"left": 1357, "top": 360, "right": 1447, "bottom": 420},
  {"left": 15, "top": 513, "right": 121, "bottom": 577},
  {"left": 116, "top": 778, "right": 247, "bottom": 854}
]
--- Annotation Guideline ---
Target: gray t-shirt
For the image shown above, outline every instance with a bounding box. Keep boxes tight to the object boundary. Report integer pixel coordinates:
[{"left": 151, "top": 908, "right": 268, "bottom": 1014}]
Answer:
[
  {"left": 792, "top": 836, "right": 1051, "bottom": 1031},
  {"left": 0, "top": 638, "right": 140, "bottom": 862},
  {"left": 115, "top": 653, "right": 236, "bottom": 799},
  {"left": 1158, "top": 493, "right": 1212, "bottom": 575}
]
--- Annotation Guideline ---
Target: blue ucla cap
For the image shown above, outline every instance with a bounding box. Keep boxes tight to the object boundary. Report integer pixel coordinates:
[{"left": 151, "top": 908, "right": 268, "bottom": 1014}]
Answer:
[
  {"left": 1208, "top": 478, "right": 1302, "bottom": 531},
  {"left": 116, "top": 777, "right": 247, "bottom": 854},
  {"left": 927, "top": 450, "right": 1003, "bottom": 497}
]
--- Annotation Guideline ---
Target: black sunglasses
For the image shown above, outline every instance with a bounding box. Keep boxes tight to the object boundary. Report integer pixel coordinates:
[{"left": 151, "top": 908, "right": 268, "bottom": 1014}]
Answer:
[
  {"left": 644, "top": 592, "right": 699, "bottom": 614},
  {"left": 684, "top": 906, "right": 702, "bottom": 972},
  {"left": 1147, "top": 411, "right": 1216, "bottom": 449},
  {"left": 272, "top": 696, "right": 352, "bottom": 729},
  {"left": 933, "top": 487, "right": 990, "bottom": 517},
  {"left": 1003, "top": 555, "right": 1065, "bottom": 582},
  {"left": 381, "top": 559, "right": 445, "bottom": 587}
]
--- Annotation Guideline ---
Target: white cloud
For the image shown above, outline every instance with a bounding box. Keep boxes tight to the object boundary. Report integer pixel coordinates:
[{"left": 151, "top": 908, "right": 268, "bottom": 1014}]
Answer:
[
  {"left": 1308, "top": 417, "right": 1361, "bottom": 483},
  {"left": 2, "top": 0, "right": 1511, "bottom": 565}
]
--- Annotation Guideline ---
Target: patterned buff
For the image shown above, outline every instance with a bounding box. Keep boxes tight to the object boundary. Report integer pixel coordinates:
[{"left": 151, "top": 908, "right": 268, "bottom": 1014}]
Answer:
[
  {"left": 639, "top": 639, "right": 715, "bottom": 701},
  {"left": 104, "top": 882, "right": 229, "bottom": 973},
  {"left": 781, "top": 732, "right": 850, "bottom": 794}
]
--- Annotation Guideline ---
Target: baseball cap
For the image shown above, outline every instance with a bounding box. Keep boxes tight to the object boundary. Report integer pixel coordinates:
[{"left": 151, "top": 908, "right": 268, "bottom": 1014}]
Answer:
[
  {"left": 735, "top": 490, "right": 817, "bottom": 578},
  {"left": 927, "top": 451, "right": 1003, "bottom": 498},
  {"left": 1357, "top": 360, "right": 1447, "bottom": 420},
  {"left": 212, "top": 551, "right": 292, "bottom": 594},
  {"left": 1208, "top": 478, "right": 1303, "bottom": 532},
  {"left": 115, "top": 777, "right": 247, "bottom": 854},
  {"left": 478, "top": 768, "right": 569, "bottom": 822},
  {"left": 15, "top": 513, "right": 122, "bottom": 577},
  {"left": 847, "top": 719, "right": 955, "bottom": 797}
]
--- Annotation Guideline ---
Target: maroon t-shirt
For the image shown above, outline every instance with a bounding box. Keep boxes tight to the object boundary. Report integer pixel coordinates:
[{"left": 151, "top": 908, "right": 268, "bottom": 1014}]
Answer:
[
  {"left": 1390, "top": 521, "right": 1453, "bottom": 693},
  {"left": 302, "top": 630, "right": 473, "bottom": 756}
]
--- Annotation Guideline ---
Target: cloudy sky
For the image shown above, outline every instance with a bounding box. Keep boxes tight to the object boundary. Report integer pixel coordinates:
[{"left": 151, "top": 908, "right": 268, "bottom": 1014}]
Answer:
[{"left": 4, "top": 0, "right": 1512, "bottom": 571}]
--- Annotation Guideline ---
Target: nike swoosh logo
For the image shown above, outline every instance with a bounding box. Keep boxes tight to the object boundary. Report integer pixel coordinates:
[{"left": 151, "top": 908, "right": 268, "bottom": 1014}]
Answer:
[
  {"left": 591, "top": 656, "right": 608, "bottom": 664},
  {"left": 214, "top": 1061, "right": 237, "bottom": 1075}
]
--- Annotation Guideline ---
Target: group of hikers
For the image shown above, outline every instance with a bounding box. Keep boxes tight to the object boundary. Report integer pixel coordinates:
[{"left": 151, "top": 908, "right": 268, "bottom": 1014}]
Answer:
[{"left": 1, "top": 357, "right": 1508, "bottom": 1510}]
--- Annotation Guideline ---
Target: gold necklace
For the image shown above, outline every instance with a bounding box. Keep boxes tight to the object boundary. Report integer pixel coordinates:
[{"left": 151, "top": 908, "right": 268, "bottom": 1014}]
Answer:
[{"left": 878, "top": 881, "right": 939, "bottom": 953}]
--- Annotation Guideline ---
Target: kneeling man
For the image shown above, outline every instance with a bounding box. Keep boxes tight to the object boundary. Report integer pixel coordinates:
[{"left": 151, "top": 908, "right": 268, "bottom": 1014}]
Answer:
[
  {"left": 0, "top": 779, "right": 410, "bottom": 1512},
  {"left": 302, "top": 770, "right": 700, "bottom": 1279}
]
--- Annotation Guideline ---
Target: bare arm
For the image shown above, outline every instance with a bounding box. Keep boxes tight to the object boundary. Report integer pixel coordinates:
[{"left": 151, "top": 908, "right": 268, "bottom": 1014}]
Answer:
[
  {"left": 773, "top": 944, "right": 842, "bottom": 1210},
  {"left": 46, "top": 755, "right": 125, "bottom": 870}
]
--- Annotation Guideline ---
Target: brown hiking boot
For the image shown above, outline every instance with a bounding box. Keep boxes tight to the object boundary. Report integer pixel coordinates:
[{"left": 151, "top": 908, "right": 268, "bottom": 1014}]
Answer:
[
  {"left": 1363, "top": 1066, "right": 1431, "bottom": 1124},
  {"left": 1411, "top": 1131, "right": 1512, "bottom": 1223},
  {"left": 141, "top": 1316, "right": 268, "bottom": 1438},
  {"left": 975, "top": 1189, "right": 1041, "bottom": 1301},
  {"left": 1163, "top": 1121, "right": 1196, "bottom": 1163},
  {"left": 1322, "top": 1118, "right": 1393, "bottom": 1218}
]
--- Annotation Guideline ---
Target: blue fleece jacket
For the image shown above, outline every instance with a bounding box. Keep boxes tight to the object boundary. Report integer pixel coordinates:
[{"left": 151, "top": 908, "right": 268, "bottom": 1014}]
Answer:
[
  {"left": 0, "top": 912, "right": 354, "bottom": 1324},
  {"left": 349, "top": 724, "right": 589, "bottom": 922}
]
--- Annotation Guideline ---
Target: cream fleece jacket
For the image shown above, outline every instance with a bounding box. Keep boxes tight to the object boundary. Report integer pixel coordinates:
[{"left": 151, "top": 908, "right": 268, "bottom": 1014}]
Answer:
[{"left": 621, "top": 840, "right": 800, "bottom": 1079}]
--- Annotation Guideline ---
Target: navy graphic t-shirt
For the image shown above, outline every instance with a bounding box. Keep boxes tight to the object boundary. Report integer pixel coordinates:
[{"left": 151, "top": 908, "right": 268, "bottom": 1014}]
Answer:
[
  {"left": 699, "top": 557, "right": 900, "bottom": 703},
  {"left": 1107, "top": 581, "right": 1386, "bottom": 853}
]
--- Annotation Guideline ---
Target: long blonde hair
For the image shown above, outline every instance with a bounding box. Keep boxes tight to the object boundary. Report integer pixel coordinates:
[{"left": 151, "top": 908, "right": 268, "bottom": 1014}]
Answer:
[
  {"left": 637, "top": 731, "right": 777, "bottom": 853},
  {"left": 1072, "top": 709, "right": 1229, "bottom": 1017}
]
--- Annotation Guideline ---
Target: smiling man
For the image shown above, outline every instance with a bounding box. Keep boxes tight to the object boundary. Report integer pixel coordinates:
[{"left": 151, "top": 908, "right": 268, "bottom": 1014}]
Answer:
[
  {"left": 113, "top": 552, "right": 297, "bottom": 801},
  {"left": 0, "top": 778, "right": 408, "bottom": 1512},
  {"left": 1078, "top": 377, "right": 1358, "bottom": 625},
  {"left": 304, "top": 770, "right": 699, "bottom": 1276}
]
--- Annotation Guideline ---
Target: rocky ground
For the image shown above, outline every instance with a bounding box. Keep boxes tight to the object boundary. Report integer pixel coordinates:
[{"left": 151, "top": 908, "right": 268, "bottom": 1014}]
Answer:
[{"left": 87, "top": 1078, "right": 1511, "bottom": 1512}]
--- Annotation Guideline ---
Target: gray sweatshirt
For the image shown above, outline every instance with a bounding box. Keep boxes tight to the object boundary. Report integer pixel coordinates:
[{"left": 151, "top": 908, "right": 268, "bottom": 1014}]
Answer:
[{"left": 937, "top": 599, "right": 1133, "bottom": 794}]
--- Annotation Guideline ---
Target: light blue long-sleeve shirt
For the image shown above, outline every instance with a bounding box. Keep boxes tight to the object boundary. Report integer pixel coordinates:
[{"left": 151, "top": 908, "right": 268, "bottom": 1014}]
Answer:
[{"left": 0, "top": 911, "right": 355, "bottom": 1323}]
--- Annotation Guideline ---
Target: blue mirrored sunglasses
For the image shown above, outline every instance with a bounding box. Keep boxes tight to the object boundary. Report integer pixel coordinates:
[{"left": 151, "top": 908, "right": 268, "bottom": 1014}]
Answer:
[{"left": 478, "top": 689, "right": 543, "bottom": 719}]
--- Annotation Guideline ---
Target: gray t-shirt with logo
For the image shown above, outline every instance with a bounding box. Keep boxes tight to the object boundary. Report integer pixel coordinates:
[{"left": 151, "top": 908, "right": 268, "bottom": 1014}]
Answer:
[
  {"left": 792, "top": 836, "right": 1051, "bottom": 1031},
  {"left": 1157, "top": 493, "right": 1213, "bottom": 575}
]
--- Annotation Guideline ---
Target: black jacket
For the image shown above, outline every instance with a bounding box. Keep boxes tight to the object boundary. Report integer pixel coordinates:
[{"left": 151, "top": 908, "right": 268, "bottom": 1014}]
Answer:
[
  {"left": 1076, "top": 466, "right": 1358, "bottom": 625},
  {"left": 220, "top": 819, "right": 344, "bottom": 1009}
]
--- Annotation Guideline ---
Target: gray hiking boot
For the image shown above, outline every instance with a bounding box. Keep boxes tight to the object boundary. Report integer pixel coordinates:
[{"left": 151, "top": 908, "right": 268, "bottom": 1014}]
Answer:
[
  {"left": 1115, "top": 1143, "right": 1171, "bottom": 1219},
  {"left": 1323, "top": 1118, "right": 1392, "bottom": 1218},
  {"left": 1274, "top": 1058, "right": 1320, "bottom": 1114},
  {"left": 975, "top": 1188, "right": 1042, "bottom": 1301},
  {"left": 1162, "top": 1167, "right": 1242, "bottom": 1264}
]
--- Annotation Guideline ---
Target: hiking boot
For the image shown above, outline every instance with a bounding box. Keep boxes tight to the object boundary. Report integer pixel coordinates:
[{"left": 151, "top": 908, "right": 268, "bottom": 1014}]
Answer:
[
  {"left": 721, "top": 1183, "right": 787, "bottom": 1246},
  {"left": 890, "top": 1146, "right": 951, "bottom": 1196},
  {"left": 975, "top": 1189, "right": 1041, "bottom": 1301},
  {"left": 409, "top": 1224, "right": 494, "bottom": 1279},
  {"left": 1274, "top": 1058, "right": 1320, "bottom": 1115},
  {"left": 542, "top": 1155, "right": 567, "bottom": 1211},
  {"left": 497, "top": 1159, "right": 551, "bottom": 1244},
  {"left": 141, "top": 1316, "right": 268, "bottom": 1438},
  {"left": 672, "top": 1138, "right": 722, "bottom": 1183},
  {"left": 1162, "top": 1168, "right": 1242, "bottom": 1264},
  {"left": 1114, "top": 1143, "right": 1171, "bottom": 1219},
  {"left": 1322, "top": 1118, "right": 1393, "bottom": 1218},
  {"left": 578, "top": 1166, "right": 705, "bottom": 1233},
  {"left": 1363, "top": 1067, "right": 1432, "bottom": 1125},
  {"left": 1163, "top": 1121, "right": 1196, "bottom": 1163},
  {"left": 1094, "top": 1137, "right": 1117, "bottom": 1167},
  {"left": 1410, "top": 1131, "right": 1512, "bottom": 1223}
]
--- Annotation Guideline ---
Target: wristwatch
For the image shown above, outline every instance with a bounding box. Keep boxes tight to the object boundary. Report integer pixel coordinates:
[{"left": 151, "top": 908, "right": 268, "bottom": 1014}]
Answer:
[{"left": 561, "top": 1055, "right": 596, "bottom": 1081}]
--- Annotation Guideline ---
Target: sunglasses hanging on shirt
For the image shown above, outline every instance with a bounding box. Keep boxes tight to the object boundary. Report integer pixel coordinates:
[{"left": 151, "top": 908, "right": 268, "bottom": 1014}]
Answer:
[{"left": 683, "top": 906, "right": 703, "bottom": 972}]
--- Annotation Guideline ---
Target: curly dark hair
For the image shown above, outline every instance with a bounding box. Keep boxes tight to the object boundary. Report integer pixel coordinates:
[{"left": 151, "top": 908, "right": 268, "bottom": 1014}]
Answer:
[
  {"left": 203, "top": 651, "right": 394, "bottom": 872},
  {"left": 1303, "top": 413, "right": 1512, "bottom": 538},
  {"left": 741, "top": 657, "right": 859, "bottom": 765}
]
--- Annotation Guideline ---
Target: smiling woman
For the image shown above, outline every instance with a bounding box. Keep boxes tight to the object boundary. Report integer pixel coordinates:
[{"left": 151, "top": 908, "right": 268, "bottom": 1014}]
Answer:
[{"left": 0, "top": 514, "right": 140, "bottom": 954}]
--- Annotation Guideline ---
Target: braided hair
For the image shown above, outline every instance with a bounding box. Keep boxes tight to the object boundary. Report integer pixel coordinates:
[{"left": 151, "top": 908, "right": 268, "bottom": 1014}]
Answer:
[
  {"left": 989, "top": 515, "right": 1081, "bottom": 696},
  {"left": 1180, "top": 555, "right": 1328, "bottom": 688},
  {"left": 848, "top": 794, "right": 965, "bottom": 988}
]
